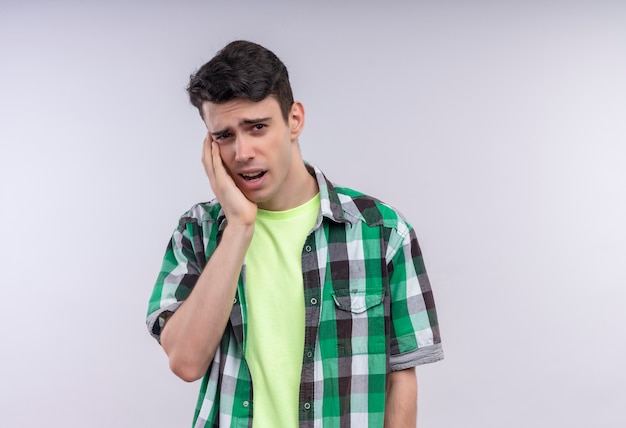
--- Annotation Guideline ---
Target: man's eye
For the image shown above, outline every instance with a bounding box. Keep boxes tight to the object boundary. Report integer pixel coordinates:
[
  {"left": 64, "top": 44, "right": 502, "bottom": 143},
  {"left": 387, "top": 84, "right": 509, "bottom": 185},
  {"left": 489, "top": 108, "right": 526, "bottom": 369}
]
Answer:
[
  {"left": 253, "top": 124, "right": 266, "bottom": 131},
  {"left": 216, "top": 132, "right": 232, "bottom": 140}
]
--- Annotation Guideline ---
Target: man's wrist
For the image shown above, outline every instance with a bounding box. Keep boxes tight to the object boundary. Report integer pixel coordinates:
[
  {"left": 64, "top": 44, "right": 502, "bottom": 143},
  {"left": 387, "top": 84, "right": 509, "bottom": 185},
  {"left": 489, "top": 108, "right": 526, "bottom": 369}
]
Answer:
[{"left": 223, "top": 222, "right": 255, "bottom": 243}]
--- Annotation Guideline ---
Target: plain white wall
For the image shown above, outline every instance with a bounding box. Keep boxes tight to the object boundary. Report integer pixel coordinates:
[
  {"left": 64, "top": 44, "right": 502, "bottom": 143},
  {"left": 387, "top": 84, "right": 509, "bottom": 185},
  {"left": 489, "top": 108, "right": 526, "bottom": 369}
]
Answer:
[{"left": 1, "top": 1, "right": 625, "bottom": 426}]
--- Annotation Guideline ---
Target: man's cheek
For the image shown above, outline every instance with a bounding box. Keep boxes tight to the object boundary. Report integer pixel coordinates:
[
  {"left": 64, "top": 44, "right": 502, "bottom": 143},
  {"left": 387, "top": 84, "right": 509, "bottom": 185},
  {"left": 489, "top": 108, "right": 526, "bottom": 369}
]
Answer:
[{"left": 221, "top": 159, "right": 239, "bottom": 182}]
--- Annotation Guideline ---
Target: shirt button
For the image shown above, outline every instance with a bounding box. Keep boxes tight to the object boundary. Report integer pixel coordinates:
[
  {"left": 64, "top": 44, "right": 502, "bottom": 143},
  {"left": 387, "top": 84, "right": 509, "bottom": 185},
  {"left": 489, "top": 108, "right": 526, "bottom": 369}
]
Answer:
[
  {"left": 305, "top": 245, "right": 312, "bottom": 252},
  {"left": 306, "top": 351, "right": 313, "bottom": 358},
  {"left": 310, "top": 297, "right": 317, "bottom": 305},
  {"left": 243, "top": 401, "right": 249, "bottom": 407},
  {"left": 233, "top": 298, "right": 237, "bottom": 304},
  {"left": 303, "top": 402, "right": 311, "bottom": 410}
]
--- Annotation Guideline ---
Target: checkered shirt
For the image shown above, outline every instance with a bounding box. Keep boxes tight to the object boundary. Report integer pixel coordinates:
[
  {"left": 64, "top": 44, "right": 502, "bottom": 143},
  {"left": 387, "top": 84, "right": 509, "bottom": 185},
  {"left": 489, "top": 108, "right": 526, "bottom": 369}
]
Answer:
[{"left": 147, "top": 164, "right": 443, "bottom": 427}]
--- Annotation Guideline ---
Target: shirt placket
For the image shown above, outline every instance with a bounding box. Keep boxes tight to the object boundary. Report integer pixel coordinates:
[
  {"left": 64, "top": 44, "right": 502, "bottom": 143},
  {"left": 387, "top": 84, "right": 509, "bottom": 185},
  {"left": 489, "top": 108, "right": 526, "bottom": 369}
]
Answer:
[{"left": 299, "top": 230, "right": 325, "bottom": 426}]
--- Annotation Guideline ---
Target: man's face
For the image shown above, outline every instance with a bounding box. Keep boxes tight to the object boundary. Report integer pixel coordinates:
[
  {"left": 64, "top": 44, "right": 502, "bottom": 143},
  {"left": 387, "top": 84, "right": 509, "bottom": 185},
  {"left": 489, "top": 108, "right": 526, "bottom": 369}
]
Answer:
[{"left": 202, "top": 96, "right": 304, "bottom": 210}]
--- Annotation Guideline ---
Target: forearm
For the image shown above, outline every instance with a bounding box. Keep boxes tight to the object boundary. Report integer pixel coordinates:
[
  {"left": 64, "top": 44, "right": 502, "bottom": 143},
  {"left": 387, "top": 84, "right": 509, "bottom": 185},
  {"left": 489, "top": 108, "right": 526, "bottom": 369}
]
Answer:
[
  {"left": 384, "top": 367, "right": 418, "bottom": 427},
  {"left": 160, "top": 224, "right": 253, "bottom": 382}
]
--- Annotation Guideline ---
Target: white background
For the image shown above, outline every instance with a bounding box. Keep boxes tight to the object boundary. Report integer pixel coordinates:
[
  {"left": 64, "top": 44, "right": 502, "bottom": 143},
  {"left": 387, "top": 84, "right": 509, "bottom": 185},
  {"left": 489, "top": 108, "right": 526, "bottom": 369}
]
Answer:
[{"left": 1, "top": 1, "right": 625, "bottom": 426}]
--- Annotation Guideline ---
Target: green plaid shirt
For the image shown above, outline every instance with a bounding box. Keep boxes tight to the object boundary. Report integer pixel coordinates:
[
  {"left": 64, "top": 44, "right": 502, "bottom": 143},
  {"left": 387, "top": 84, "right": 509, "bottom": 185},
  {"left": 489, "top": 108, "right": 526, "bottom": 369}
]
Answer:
[{"left": 147, "top": 165, "right": 443, "bottom": 427}]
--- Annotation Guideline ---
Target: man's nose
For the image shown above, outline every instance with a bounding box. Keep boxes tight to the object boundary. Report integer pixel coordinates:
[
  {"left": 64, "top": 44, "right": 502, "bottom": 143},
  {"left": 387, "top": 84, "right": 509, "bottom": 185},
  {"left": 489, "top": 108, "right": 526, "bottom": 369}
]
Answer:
[{"left": 234, "top": 135, "right": 255, "bottom": 162}]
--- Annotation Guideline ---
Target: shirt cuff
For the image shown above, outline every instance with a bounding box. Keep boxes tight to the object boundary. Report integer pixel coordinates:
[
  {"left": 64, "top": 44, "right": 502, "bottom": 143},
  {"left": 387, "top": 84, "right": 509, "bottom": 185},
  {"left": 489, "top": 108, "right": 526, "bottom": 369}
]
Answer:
[
  {"left": 389, "top": 343, "right": 444, "bottom": 371},
  {"left": 146, "top": 301, "right": 184, "bottom": 343}
]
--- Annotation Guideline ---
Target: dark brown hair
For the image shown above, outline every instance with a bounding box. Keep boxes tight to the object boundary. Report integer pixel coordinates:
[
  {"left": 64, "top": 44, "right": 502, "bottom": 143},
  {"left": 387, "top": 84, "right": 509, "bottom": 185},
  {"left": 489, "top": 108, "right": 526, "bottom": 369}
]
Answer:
[{"left": 187, "top": 40, "right": 294, "bottom": 122}]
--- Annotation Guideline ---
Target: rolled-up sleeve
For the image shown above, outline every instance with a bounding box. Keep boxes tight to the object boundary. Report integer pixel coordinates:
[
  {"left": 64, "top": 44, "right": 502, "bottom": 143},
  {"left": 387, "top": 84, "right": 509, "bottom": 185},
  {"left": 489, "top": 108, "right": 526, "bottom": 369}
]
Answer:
[
  {"left": 146, "top": 204, "right": 216, "bottom": 343},
  {"left": 387, "top": 223, "right": 443, "bottom": 370}
]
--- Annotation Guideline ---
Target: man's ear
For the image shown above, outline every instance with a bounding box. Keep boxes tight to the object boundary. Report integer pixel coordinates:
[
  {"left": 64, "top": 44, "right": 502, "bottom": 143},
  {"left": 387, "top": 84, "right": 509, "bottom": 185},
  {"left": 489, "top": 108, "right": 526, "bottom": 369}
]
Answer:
[{"left": 289, "top": 101, "right": 305, "bottom": 141}]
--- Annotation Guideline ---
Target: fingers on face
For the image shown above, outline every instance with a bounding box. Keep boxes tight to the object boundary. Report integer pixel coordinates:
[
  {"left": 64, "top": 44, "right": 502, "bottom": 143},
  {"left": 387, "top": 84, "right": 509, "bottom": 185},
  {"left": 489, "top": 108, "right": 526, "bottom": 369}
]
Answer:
[
  {"left": 203, "top": 134, "right": 217, "bottom": 181},
  {"left": 211, "top": 141, "right": 225, "bottom": 174},
  {"left": 202, "top": 134, "right": 210, "bottom": 162}
]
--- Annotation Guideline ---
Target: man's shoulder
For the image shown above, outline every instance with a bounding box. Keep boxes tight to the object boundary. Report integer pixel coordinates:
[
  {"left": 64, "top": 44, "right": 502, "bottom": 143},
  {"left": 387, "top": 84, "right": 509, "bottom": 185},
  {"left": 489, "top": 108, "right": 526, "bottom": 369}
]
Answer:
[
  {"left": 331, "top": 185, "right": 411, "bottom": 231},
  {"left": 176, "top": 199, "right": 224, "bottom": 227}
]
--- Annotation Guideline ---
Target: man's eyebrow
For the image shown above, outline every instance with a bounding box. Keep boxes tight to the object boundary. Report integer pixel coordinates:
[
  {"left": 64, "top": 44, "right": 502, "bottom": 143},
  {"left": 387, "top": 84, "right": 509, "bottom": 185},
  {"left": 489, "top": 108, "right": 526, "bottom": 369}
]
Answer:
[
  {"left": 209, "top": 128, "right": 230, "bottom": 137},
  {"left": 210, "top": 117, "right": 272, "bottom": 137},
  {"left": 240, "top": 117, "right": 272, "bottom": 125}
]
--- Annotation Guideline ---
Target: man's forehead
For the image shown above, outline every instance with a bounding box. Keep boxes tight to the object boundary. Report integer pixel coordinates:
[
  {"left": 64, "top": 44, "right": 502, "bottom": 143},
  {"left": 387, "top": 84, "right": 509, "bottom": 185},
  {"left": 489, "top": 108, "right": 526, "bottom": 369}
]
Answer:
[{"left": 202, "top": 97, "right": 279, "bottom": 126}]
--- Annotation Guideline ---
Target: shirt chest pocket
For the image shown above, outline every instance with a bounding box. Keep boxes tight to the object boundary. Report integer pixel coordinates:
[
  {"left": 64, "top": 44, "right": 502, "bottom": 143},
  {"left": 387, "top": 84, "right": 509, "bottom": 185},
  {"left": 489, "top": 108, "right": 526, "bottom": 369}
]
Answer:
[
  {"left": 329, "top": 282, "right": 387, "bottom": 356},
  {"left": 331, "top": 287, "right": 384, "bottom": 313}
]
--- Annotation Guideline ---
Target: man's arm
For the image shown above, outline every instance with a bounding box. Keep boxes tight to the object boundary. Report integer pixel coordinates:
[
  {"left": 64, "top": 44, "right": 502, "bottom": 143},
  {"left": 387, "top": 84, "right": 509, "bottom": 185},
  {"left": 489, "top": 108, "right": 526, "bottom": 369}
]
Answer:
[
  {"left": 384, "top": 367, "right": 418, "bottom": 427},
  {"left": 160, "top": 137, "right": 257, "bottom": 382}
]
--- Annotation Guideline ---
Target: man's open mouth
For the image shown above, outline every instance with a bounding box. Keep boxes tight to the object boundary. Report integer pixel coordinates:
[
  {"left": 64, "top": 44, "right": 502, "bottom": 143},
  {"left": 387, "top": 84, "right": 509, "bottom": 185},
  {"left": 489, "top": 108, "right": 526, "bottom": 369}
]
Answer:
[{"left": 240, "top": 171, "right": 266, "bottom": 181}]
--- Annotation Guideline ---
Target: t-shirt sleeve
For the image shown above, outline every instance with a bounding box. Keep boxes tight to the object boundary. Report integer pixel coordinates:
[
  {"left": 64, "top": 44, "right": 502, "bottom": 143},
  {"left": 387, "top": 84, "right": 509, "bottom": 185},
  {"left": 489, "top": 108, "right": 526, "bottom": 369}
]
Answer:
[
  {"left": 146, "top": 215, "right": 208, "bottom": 344},
  {"left": 387, "top": 223, "right": 443, "bottom": 370}
]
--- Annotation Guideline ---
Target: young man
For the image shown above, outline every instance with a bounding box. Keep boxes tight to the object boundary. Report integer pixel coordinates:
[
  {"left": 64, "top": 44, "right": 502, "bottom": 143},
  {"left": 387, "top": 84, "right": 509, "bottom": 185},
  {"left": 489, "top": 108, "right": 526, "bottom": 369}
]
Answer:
[{"left": 147, "top": 40, "right": 443, "bottom": 427}]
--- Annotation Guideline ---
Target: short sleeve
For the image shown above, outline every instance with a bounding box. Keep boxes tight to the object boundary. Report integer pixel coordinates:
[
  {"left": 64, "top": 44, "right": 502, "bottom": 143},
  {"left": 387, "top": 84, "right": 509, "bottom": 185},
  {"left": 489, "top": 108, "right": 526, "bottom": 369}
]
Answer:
[
  {"left": 146, "top": 213, "right": 209, "bottom": 343},
  {"left": 387, "top": 223, "right": 443, "bottom": 370}
]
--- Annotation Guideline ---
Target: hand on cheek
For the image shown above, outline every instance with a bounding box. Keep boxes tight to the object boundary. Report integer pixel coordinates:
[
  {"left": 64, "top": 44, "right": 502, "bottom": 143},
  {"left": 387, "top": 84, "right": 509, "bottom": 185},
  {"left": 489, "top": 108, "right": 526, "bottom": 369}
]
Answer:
[{"left": 201, "top": 134, "right": 257, "bottom": 227}]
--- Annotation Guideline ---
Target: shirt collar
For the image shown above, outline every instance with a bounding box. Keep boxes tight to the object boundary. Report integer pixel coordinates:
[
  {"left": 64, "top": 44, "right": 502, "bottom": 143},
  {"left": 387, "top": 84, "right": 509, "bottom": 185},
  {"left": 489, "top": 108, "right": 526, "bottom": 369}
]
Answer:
[{"left": 306, "top": 163, "right": 354, "bottom": 226}]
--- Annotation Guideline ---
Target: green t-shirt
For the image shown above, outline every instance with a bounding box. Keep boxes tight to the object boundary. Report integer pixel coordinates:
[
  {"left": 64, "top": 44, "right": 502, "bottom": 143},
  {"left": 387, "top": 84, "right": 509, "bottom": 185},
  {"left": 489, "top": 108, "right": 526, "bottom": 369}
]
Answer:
[{"left": 244, "top": 193, "right": 320, "bottom": 427}]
